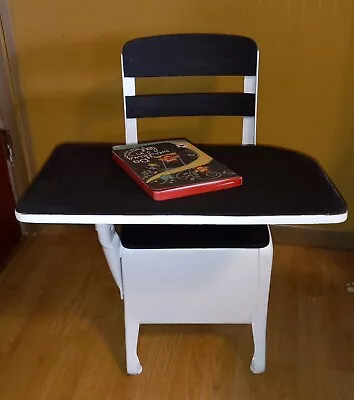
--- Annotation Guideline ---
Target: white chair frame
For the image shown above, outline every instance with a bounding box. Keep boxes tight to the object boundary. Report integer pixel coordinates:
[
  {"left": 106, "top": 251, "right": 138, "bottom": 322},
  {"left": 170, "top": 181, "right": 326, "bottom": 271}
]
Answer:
[{"left": 95, "top": 42, "right": 273, "bottom": 375}]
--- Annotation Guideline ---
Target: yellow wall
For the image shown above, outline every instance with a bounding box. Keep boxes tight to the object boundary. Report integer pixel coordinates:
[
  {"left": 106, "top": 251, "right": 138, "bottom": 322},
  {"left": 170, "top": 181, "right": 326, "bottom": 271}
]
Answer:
[{"left": 8, "top": 0, "right": 354, "bottom": 230}]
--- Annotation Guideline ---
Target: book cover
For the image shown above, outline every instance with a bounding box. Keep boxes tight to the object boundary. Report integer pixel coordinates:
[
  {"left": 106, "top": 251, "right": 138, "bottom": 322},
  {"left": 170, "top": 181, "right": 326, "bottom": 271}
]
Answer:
[{"left": 112, "top": 139, "right": 242, "bottom": 201}]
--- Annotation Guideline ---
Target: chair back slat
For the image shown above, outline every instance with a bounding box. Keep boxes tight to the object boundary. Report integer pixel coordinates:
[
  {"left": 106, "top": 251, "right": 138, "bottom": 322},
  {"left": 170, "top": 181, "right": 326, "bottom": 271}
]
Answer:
[
  {"left": 126, "top": 93, "right": 255, "bottom": 119},
  {"left": 122, "top": 34, "right": 257, "bottom": 77}
]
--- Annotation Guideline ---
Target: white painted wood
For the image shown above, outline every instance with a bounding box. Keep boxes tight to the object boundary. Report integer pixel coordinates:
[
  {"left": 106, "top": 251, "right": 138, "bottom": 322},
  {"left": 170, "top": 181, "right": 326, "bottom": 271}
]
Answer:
[
  {"left": 95, "top": 224, "right": 123, "bottom": 299},
  {"left": 15, "top": 210, "right": 349, "bottom": 226},
  {"left": 124, "top": 118, "right": 138, "bottom": 145},
  {"left": 119, "top": 239, "right": 274, "bottom": 374},
  {"left": 242, "top": 76, "right": 256, "bottom": 146},
  {"left": 255, "top": 51, "right": 260, "bottom": 141},
  {"left": 121, "top": 247, "right": 259, "bottom": 323},
  {"left": 120, "top": 244, "right": 271, "bottom": 374},
  {"left": 243, "top": 75, "right": 257, "bottom": 94},
  {"left": 250, "top": 230, "right": 273, "bottom": 373},
  {"left": 253, "top": 50, "right": 260, "bottom": 145},
  {"left": 242, "top": 50, "right": 259, "bottom": 145},
  {"left": 121, "top": 54, "right": 138, "bottom": 145},
  {"left": 124, "top": 307, "right": 142, "bottom": 375},
  {"left": 242, "top": 119, "right": 256, "bottom": 145}
]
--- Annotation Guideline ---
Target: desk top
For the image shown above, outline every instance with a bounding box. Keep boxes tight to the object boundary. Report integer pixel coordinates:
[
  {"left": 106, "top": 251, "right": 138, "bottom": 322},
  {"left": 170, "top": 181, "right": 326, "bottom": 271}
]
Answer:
[{"left": 16, "top": 143, "right": 347, "bottom": 225}]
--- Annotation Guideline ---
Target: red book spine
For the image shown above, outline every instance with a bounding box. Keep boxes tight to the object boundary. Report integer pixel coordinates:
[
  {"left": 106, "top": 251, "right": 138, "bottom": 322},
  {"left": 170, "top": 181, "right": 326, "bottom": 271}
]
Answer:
[{"left": 112, "top": 153, "right": 242, "bottom": 201}]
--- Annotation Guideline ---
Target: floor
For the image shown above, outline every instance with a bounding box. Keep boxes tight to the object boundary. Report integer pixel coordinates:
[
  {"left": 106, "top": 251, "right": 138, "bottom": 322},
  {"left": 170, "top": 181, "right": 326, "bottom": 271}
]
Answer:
[{"left": 0, "top": 227, "right": 354, "bottom": 400}]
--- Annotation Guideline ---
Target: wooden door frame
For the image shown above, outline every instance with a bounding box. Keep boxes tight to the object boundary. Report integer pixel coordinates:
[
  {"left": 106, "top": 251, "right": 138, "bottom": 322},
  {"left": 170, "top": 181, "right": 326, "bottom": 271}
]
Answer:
[{"left": 0, "top": 1, "right": 36, "bottom": 234}]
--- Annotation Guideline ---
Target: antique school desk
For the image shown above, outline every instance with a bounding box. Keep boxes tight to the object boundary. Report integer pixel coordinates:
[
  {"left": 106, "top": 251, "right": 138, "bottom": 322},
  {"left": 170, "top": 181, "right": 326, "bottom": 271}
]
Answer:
[{"left": 15, "top": 142, "right": 347, "bottom": 374}]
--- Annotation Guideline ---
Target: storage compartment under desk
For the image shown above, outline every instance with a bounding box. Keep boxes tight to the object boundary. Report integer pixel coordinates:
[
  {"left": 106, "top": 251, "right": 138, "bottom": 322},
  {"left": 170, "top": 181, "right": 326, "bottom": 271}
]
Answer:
[{"left": 121, "top": 247, "right": 259, "bottom": 324}]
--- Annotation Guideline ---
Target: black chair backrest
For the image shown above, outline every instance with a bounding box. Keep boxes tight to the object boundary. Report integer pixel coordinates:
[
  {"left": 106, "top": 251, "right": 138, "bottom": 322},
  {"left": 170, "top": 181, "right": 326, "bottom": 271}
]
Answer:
[
  {"left": 122, "top": 34, "right": 258, "bottom": 77},
  {"left": 121, "top": 34, "right": 259, "bottom": 144}
]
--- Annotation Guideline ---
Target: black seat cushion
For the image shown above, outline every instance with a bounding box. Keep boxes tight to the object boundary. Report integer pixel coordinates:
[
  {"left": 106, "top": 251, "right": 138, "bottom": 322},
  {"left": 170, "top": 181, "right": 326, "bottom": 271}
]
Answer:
[{"left": 120, "top": 224, "right": 270, "bottom": 249}]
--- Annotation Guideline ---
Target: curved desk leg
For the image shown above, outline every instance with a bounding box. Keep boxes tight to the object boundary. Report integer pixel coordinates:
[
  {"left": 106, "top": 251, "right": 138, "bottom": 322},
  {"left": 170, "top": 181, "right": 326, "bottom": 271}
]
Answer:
[
  {"left": 95, "top": 224, "right": 123, "bottom": 299},
  {"left": 124, "top": 309, "right": 142, "bottom": 375},
  {"left": 250, "top": 237, "right": 273, "bottom": 374}
]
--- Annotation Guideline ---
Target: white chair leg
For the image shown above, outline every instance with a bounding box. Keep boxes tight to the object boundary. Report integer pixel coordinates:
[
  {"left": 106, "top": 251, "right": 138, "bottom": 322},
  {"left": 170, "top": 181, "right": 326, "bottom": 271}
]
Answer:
[
  {"left": 95, "top": 224, "right": 124, "bottom": 299},
  {"left": 250, "top": 237, "right": 273, "bottom": 374},
  {"left": 251, "top": 314, "right": 267, "bottom": 373},
  {"left": 125, "top": 311, "right": 142, "bottom": 375}
]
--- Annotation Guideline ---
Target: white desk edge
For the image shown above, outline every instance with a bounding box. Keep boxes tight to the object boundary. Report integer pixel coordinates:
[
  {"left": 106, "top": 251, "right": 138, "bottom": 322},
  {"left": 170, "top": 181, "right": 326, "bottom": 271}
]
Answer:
[{"left": 15, "top": 210, "right": 348, "bottom": 225}]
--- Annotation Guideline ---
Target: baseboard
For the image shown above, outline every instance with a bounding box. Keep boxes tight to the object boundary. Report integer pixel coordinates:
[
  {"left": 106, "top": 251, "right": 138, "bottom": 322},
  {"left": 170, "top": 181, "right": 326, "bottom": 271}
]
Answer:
[{"left": 271, "top": 225, "right": 354, "bottom": 250}]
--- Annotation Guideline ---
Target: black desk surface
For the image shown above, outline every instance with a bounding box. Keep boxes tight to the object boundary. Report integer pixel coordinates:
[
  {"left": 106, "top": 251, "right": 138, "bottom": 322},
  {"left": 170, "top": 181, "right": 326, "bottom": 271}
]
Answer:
[{"left": 16, "top": 143, "right": 347, "bottom": 222}]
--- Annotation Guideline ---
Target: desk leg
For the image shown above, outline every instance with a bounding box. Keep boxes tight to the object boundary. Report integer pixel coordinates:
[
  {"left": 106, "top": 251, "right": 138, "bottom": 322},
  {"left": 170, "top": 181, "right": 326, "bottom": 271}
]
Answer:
[
  {"left": 250, "top": 241, "right": 273, "bottom": 373},
  {"left": 95, "top": 224, "right": 123, "bottom": 299},
  {"left": 124, "top": 307, "right": 142, "bottom": 375}
]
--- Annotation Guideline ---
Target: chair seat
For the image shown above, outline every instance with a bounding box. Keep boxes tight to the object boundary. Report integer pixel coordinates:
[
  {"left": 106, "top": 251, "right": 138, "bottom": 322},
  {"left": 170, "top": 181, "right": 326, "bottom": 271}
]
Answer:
[{"left": 120, "top": 224, "right": 270, "bottom": 249}]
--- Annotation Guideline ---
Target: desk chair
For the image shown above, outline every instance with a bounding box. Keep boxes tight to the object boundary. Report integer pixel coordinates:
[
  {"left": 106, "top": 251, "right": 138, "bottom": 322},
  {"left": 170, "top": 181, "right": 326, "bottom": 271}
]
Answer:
[{"left": 96, "top": 34, "right": 273, "bottom": 375}]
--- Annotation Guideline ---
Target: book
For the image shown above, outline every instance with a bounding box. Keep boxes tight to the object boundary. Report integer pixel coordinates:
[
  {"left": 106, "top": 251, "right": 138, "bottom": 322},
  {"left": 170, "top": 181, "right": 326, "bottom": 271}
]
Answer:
[{"left": 112, "top": 139, "right": 242, "bottom": 201}]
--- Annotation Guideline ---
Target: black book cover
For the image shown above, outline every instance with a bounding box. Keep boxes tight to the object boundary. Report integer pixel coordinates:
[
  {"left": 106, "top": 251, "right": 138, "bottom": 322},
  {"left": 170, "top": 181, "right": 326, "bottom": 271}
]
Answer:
[{"left": 112, "top": 139, "right": 242, "bottom": 200}]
